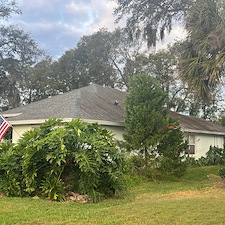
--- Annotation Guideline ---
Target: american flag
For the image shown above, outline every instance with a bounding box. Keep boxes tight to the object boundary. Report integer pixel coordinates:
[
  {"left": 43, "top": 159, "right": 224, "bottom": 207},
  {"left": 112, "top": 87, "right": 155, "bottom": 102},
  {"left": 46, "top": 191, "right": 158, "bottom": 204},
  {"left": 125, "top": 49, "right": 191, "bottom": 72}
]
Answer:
[{"left": 0, "top": 115, "right": 11, "bottom": 142}]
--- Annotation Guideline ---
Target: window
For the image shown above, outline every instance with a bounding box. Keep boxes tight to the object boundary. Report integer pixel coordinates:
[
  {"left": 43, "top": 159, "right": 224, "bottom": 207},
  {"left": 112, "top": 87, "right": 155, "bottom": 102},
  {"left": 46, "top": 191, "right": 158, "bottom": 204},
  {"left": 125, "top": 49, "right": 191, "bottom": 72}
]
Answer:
[
  {"left": 184, "top": 133, "right": 195, "bottom": 155},
  {"left": 186, "top": 144, "right": 195, "bottom": 154}
]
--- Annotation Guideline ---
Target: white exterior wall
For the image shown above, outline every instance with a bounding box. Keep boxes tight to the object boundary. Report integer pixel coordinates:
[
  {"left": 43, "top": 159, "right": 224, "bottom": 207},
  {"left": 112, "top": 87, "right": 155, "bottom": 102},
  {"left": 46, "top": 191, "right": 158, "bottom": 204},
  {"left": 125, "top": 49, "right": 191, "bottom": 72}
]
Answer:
[
  {"left": 12, "top": 124, "right": 39, "bottom": 143},
  {"left": 11, "top": 123, "right": 125, "bottom": 143},
  {"left": 186, "top": 132, "right": 225, "bottom": 159},
  {"left": 102, "top": 125, "right": 124, "bottom": 141},
  {"left": 10, "top": 123, "right": 225, "bottom": 160}
]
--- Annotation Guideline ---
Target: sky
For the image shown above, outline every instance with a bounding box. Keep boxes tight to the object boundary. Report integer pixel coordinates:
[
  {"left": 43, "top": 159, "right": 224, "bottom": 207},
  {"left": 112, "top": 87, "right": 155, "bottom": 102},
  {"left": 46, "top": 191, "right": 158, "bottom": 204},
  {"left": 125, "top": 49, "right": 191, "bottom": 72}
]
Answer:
[{"left": 10, "top": 0, "right": 186, "bottom": 59}]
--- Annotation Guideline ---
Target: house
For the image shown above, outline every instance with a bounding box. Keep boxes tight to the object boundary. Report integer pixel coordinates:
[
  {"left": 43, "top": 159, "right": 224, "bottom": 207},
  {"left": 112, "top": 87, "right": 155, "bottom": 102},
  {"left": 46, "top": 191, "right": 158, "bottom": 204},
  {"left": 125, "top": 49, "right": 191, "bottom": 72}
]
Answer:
[
  {"left": 2, "top": 84, "right": 225, "bottom": 158},
  {"left": 3, "top": 84, "right": 125, "bottom": 143},
  {"left": 169, "top": 111, "right": 225, "bottom": 158}
]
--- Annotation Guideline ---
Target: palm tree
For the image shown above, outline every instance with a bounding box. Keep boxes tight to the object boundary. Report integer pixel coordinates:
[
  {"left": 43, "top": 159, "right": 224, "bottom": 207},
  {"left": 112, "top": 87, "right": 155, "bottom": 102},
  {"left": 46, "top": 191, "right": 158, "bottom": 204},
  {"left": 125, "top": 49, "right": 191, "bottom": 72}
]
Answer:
[{"left": 179, "top": 0, "right": 225, "bottom": 101}]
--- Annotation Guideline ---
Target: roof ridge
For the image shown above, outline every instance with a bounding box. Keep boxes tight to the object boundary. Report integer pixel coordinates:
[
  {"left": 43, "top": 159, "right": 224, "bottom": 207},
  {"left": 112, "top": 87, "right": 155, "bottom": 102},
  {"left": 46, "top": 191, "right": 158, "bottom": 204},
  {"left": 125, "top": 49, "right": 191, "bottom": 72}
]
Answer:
[{"left": 3, "top": 83, "right": 125, "bottom": 113}]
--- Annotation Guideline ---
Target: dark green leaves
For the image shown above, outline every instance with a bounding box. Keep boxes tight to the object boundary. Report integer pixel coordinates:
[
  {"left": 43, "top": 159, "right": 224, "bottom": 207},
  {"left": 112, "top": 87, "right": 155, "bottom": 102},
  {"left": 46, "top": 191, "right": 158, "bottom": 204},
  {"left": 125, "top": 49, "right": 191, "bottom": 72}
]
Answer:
[
  {"left": 124, "top": 74, "right": 187, "bottom": 177},
  {"left": 0, "top": 1, "right": 44, "bottom": 110},
  {"left": 124, "top": 74, "right": 168, "bottom": 152}
]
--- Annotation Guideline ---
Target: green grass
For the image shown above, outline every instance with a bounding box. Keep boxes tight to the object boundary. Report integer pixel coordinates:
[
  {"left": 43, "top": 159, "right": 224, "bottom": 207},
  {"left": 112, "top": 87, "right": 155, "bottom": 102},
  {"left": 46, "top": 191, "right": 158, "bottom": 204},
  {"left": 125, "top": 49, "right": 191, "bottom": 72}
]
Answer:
[{"left": 1, "top": 166, "right": 225, "bottom": 225}]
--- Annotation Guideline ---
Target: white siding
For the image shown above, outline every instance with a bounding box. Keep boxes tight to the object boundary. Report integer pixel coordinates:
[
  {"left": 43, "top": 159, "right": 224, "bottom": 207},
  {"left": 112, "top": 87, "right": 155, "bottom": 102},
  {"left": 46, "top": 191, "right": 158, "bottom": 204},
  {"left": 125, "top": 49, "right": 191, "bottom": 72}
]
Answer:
[
  {"left": 12, "top": 124, "right": 125, "bottom": 143},
  {"left": 12, "top": 125, "right": 33, "bottom": 143},
  {"left": 11, "top": 123, "right": 225, "bottom": 159},
  {"left": 102, "top": 125, "right": 124, "bottom": 140},
  {"left": 185, "top": 132, "right": 225, "bottom": 159}
]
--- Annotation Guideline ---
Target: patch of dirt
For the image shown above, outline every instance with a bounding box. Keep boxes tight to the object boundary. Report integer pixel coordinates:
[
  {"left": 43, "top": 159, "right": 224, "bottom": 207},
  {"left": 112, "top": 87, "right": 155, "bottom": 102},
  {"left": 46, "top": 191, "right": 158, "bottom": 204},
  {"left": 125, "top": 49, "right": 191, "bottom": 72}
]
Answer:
[
  {"left": 166, "top": 190, "right": 205, "bottom": 199},
  {"left": 0, "top": 193, "right": 6, "bottom": 197},
  {"left": 136, "top": 185, "right": 225, "bottom": 202},
  {"left": 207, "top": 174, "right": 222, "bottom": 182},
  {"left": 214, "top": 182, "right": 225, "bottom": 188},
  {"left": 135, "top": 190, "right": 206, "bottom": 201},
  {"left": 168, "top": 187, "right": 225, "bottom": 199}
]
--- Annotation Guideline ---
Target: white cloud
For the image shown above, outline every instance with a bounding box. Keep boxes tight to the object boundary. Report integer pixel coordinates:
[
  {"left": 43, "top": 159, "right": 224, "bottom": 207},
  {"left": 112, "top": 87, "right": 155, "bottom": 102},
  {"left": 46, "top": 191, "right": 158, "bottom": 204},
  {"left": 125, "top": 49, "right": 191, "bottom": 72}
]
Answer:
[
  {"left": 10, "top": 0, "right": 185, "bottom": 58},
  {"left": 156, "top": 25, "right": 187, "bottom": 51},
  {"left": 85, "top": 1, "right": 123, "bottom": 34}
]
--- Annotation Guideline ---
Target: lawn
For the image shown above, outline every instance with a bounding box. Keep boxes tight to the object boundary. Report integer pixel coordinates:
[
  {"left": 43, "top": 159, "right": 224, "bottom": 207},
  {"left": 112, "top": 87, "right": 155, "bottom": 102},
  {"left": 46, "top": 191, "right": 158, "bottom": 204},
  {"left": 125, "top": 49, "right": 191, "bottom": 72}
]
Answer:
[{"left": 1, "top": 166, "right": 225, "bottom": 225}]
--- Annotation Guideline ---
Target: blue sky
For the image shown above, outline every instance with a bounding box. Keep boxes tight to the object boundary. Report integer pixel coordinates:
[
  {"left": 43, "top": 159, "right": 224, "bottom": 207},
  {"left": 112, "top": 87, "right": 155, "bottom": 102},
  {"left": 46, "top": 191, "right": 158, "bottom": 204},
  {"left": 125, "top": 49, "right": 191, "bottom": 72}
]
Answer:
[{"left": 10, "top": 0, "right": 186, "bottom": 59}]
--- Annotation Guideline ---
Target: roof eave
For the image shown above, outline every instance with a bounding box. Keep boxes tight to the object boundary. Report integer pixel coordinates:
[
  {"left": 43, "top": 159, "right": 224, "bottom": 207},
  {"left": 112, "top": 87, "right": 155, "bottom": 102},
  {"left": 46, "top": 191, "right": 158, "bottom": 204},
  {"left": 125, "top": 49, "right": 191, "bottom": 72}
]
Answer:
[
  {"left": 182, "top": 128, "right": 225, "bottom": 136},
  {"left": 8, "top": 118, "right": 124, "bottom": 127}
]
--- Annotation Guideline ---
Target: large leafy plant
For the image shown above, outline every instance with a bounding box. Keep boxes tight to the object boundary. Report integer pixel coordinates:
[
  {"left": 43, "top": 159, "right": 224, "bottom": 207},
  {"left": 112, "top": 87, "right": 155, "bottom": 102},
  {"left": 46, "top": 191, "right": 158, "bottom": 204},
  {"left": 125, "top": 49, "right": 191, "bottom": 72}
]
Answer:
[{"left": 0, "top": 118, "right": 125, "bottom": 202}]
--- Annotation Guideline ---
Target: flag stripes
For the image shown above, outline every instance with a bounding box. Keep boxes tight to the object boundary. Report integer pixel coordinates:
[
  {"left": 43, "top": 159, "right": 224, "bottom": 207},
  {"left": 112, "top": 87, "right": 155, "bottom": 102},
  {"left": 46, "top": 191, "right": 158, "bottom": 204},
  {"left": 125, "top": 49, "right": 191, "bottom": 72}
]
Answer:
[{"left": 0, "top": 115, "right": 11, "bottom": 142}]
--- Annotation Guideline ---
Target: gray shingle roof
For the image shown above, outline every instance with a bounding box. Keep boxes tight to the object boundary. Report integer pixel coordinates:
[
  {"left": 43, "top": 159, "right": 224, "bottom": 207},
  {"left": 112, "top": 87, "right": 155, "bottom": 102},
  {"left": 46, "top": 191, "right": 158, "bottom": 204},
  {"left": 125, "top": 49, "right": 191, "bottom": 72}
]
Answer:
[
  {"left": 2, "top": 83, "right": 225, "bottom": 134},
  {"left": 3, "top": 84, "right": 125, "bottom": 123},
  {"left": 169, "top": 111, "right": 225, "bottom": 134}
]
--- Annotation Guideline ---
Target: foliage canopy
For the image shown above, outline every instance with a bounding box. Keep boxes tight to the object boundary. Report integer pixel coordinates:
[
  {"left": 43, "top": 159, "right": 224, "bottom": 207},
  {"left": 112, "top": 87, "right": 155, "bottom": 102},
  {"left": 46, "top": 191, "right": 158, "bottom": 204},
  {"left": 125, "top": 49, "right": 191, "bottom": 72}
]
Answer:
[
  {"left": 113, "top": 0, "right": 191, "bottom": 47},
  {"left": 0, "top": 0, "right": 44, "bottom": 111},
  {"left": 113, "top": 0, "right": 225, "bottom": 102}
]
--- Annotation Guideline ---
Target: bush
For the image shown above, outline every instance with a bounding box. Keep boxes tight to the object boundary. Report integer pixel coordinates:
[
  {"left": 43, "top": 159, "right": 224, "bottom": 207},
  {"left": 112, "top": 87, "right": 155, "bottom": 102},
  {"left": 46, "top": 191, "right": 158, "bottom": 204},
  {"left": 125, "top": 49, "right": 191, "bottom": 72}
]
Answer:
[
  {"left": 185, "top": 146, "right": 225, "bottom": 167},
  {"left": 0, "top": 118, "right": 126, "bottom": 202},
  {"left": 157, "top": 120, "right": 187, "bottom": 177},
  {"left": 205, "top": 146, "right": 225, "bottom": 165},
  {"left": 0, "top": 141, "right": 25, "bottom": 196},
  {"left": 125, "top": 155, "right": 152, "bottom": 180},
  {"left": 219, "top": 168, "right": 225, "bottom": 179},
  {"left": 127, "top": 151, "right": 186, "bottom": 181}
]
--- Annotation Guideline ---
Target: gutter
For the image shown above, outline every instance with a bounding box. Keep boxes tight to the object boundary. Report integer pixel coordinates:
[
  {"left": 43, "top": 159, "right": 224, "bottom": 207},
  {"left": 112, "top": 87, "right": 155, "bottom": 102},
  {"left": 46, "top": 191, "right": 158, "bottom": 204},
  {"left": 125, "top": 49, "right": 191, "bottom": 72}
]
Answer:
[
  {"left": 7, "top": 118, "right": 224, "bottom": 135},
  {"left": 8, "top": 118, "right": 124, "bottom": 127}
]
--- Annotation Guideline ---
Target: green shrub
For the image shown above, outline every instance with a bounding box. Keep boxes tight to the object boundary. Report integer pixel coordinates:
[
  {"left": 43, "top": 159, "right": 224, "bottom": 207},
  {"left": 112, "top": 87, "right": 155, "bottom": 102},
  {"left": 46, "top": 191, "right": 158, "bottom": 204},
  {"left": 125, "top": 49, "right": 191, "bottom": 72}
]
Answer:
[
  {"left": 185, "top": 146, "right": 225, "bottom": 167},
  {"left": 205, "top": 146, "right": 225, "bottom": 164},
  {"left": 219, "top": 168, "right": 225, "bottom": 179},
  {"left": 127, "top": 149, "right": 186, "bottom": 181},
  {"left": 0, "top": 118, "right": 126, "bottom": 202},
  {"left": 0, "top": 141, "right": 26, "bottom": 196},
  {"left": 157, "top": 120, "right": 188, "bottom": 177}
]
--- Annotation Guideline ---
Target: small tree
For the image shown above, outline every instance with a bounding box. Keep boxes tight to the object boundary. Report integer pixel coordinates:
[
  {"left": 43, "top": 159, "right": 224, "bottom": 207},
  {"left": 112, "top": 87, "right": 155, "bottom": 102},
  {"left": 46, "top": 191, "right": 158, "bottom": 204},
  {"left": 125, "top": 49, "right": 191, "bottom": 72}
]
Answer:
[
  {"left": 124, "top": 74, "right": 187, "bottom": 177},
  {"left": 124, "top": 74, "right": 168, "bottom": 165}
]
